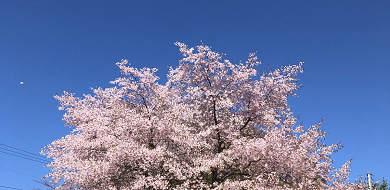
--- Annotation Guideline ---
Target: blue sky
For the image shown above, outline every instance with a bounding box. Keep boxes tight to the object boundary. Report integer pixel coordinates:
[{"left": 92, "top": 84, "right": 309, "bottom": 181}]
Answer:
[{"left": 0, "top": 0, "right": 389, "bottom": 189}]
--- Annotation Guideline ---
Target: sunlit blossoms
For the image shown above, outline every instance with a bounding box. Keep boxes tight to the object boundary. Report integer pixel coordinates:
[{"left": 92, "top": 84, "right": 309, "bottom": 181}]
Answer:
[{"left": 42, "top": 42, "right": 363, "bottom": 189}]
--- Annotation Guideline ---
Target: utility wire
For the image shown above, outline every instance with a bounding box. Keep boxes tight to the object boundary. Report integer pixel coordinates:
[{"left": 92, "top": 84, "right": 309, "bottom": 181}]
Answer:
[
  {"left": 0, "top": 147, "right": 48, "bottom": 162},
  {"left": 0, "top": 166, "right": 41, "bottom": 180},
  {"left": 0, "top": 185, "right": 24, "bottom": 190},
  {"left": 0, "top": 143, "right": 50, "bottom": 164},
  {"left": 0, "top": 143, "right": 48, "bottom": 160},
  {"left": 0, "top": 150, "right": 47, "bottom": 164}
]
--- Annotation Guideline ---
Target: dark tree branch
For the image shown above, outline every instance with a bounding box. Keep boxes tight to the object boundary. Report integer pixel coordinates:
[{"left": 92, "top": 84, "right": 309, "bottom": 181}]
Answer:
[
  {"left": 213, "top": 100, "right": 218, "bottom": 126},
  {"left": 220, "top": 171, "right": 250, "bottom": 182},
  {"left": 219, "top": 158, "right": 260, "bottom": 182},
  {"left": 216, "top": 130, "right": 224, "bottom": 153},
  {"left": 240, "top": 117, "right": 252, "bottom": 131}
]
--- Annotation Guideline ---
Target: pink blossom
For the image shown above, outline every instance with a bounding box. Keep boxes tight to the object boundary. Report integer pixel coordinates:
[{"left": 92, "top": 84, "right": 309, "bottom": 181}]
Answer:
[{"left": 42, "top": 42, "right": 363, "bottom": 189}]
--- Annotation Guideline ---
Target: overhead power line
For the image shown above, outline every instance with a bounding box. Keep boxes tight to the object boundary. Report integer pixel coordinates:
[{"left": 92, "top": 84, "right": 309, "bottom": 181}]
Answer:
[
  {"left": 0, "top": 185, "right": 24, "bottom": 190},
  {"left": 0, "top": 150, "right": 47, "bottom": 164},
  {"left": 0, "top": 147, "right": 48, "bottom": 162},
  {"left": 0, "top": 166, "right": 40, "bottom": 180},
  {"left": 0, "top": 143, "right": 47, "bottom": 159},
  {"left": 0, "top": 143, "right": 51, "bottom": 164}
]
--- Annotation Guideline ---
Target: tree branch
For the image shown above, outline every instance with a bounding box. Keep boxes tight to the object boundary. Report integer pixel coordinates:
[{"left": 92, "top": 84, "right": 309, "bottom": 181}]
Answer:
[
  {"left": 213, "top": 100, "right": 218, "bottom": 125},
  {"left": 240, "top": 117, "right": 252, "bottom": 131}
]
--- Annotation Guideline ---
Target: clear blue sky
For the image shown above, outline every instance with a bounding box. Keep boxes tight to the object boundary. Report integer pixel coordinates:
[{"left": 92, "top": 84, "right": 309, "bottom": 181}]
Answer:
[{"left": 0, "top": 1, "right": 389, "bottom": 189}]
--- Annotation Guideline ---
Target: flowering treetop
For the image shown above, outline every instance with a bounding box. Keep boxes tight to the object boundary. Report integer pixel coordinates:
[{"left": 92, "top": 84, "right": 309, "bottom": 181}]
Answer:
[{"left": 42, "top": 42, "right": 364, "bottom": 189}]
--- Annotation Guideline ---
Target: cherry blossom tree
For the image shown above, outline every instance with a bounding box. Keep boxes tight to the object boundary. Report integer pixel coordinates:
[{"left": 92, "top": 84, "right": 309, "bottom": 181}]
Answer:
[{"left": 42, "top": 42, "right": 364, "bottom": 189}]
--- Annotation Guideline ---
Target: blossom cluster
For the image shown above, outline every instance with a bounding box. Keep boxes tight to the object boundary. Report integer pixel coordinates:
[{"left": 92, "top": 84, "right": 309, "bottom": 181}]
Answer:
[{"left": 42, "top": 42, "right": 364, "bottom": 189}]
